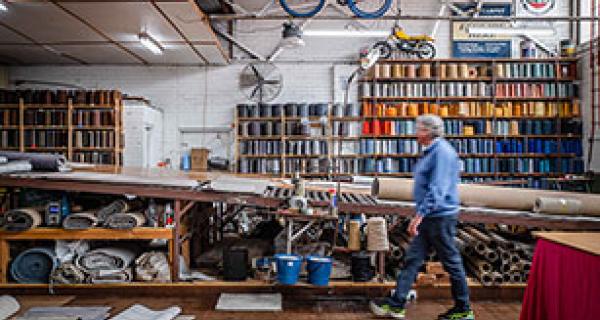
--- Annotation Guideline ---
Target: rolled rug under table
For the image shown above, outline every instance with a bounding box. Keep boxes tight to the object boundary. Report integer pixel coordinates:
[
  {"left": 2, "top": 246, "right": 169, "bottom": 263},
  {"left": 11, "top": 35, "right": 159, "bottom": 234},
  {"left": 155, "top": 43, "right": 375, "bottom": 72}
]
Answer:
[
  {"left": 76, "top": 247, "right": 135, "bottom": 283},
  {"left": 3, "top": 208, "right": 43, "bottom": 231},
  {"left": 104, "top": 212, "right": 146, "bottom": 230},
  {"left": 10, "top": 247, "right": 58, "bottom": 284},
  {"left": 62, "top": 212, "right": 99, "bottom": 230}
]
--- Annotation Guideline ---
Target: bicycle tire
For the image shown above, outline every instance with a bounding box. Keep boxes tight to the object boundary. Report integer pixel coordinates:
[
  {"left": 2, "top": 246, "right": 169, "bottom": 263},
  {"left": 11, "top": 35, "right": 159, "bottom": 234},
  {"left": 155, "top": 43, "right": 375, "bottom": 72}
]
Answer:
[
  {"left": 347, "top": 0, "right": 393, "bottom": 18},
  {"left": 279, "top": 0, "right": 326, "bottom": 17}
]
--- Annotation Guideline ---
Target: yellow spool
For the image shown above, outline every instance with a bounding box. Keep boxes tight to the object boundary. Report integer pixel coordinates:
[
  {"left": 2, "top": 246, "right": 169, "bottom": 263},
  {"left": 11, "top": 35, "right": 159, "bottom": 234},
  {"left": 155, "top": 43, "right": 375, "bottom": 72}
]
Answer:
[{"left": 348, "top": 220, "right": 361, "bottom": 251}]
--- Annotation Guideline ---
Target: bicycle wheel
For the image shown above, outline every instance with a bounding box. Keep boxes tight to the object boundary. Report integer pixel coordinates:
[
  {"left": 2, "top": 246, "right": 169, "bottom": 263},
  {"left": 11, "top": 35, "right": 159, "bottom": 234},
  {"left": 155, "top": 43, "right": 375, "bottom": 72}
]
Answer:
[
  {"left": 416, "top": 42, "right": 436, "bottom": 59},
  {"left": 279, "top": 0, "right": 326, "bottom": 17},
  {"left": 347, "top": 0, "right": 393, "bottom": 18}
]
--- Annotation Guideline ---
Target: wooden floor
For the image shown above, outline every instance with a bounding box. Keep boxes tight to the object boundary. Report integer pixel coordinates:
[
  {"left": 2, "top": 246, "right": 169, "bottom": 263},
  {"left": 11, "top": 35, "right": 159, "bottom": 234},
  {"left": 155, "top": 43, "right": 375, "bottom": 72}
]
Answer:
[{"left": 8, "top": 294, "right": 522, "bottom": 320}]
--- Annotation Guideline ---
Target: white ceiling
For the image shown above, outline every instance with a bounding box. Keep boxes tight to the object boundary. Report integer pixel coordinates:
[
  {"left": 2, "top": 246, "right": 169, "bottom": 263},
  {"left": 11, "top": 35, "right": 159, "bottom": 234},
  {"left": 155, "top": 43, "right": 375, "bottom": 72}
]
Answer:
[{"left": 0, "top": 0, "right": 229, "bottom": 66}]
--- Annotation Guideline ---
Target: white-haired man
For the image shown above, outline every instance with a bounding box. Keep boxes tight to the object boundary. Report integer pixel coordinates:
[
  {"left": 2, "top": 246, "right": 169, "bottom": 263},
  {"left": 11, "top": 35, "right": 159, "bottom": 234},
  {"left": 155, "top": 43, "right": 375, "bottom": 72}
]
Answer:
[{"left": 370, "top": 114, "right": 474, "bottom": 320}]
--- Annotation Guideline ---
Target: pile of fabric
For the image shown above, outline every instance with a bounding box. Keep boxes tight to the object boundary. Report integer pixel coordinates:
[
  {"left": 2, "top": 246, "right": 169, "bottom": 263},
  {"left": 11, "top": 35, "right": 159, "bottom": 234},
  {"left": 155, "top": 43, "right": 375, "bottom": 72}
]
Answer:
[
  {"left": 62, "top": 199, "right": 146, "bottom": 230},
  {"left": 0, "top": 151, "right": 69, "bottom": 173},
  {"left": 135, "top": 251, "right": 171, "bottom": 282}
]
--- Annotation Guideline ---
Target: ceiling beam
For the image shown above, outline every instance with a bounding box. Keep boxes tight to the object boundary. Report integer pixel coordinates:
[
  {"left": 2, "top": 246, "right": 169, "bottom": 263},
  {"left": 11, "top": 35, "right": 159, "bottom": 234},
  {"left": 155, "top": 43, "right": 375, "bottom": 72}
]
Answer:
[
  {"left": 151, "top": 1, "right": 208, "bottom": 64},
  {"left": 0, "top": 22, "right": 87, "bottom": 64},
  {"left": 50, "top": 0, "right": 149, "bottom": 65},
  {"left": 187, "top": 0, "right": 230, "bottom": 64},
  {"left": 0, "top": 40, "right": 218, "bottom": 46}
]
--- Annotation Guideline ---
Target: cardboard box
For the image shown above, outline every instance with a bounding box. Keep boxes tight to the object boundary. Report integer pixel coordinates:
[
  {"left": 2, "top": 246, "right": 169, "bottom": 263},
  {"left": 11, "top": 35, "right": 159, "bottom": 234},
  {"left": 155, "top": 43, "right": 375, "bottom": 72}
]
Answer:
[
  {"left": 426, "top": 262, "right": 445, "bottom": 275},
  {"left": 191, "top": 148, "right": 210, "bottom": 171}
]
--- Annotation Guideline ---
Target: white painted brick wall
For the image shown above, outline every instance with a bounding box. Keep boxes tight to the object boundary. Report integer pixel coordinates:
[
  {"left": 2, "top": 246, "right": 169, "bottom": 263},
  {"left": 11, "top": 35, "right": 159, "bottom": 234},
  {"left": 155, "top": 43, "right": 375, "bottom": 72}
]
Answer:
[{"left": 7, "top": 0, "right": 580, "bottom": 167}]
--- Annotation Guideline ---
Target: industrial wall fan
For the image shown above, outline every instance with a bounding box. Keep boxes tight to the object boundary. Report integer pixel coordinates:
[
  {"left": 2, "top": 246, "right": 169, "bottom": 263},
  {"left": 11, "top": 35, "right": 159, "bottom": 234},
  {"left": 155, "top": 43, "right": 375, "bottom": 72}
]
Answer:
[{"left": 239, "top": 62, "right": 283, "bottom": 103}]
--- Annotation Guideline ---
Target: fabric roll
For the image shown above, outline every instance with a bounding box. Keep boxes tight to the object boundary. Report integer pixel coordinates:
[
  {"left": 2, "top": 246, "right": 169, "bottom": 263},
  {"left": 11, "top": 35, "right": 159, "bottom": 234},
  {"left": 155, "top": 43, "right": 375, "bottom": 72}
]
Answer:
[
  {"left": 4, "top": 208, "right": 42, "bottom": 231},
  {"left": 51, "top": 262, "right": 86, "bottom": 284},
  {"left": 105, "top": 212, "right": 146, "bottom": 230},
  {"left": 135, "top": 251, "right": 171, "bottom": 282},
  {"left": 373, "top": 178, "right": 600, "bottom": 216},
  {"left": 76, "top": 247, "right": 136, "bottom": 272},
  {"left": 10, "top": 247, "right": 58, "bottom": 284},
  {"left": 109, "top": 304, "right": 181, "bottom": 320},
  {"left": 534, "top": 197, "right": 583, "bottom": 215},
  {"left": 367, "top": 217, "right": 389, "bottom": 251},
  {"left": 88, "top": 268, "right": 132, "bottom": 284},
  {"left": 62, "top": 212, "right": 98, "bottom": 230},
  {"left": 96, "top": 200, "right": 128, "bottom": 222},
  {"left": 347, "top": 221, "right": 361, "bottom": 251},
  {"left": 0, "top": 160, "right": 33, "bottom": 174},
  {"left": 0, "top": 151, "right": 68, "bottom": 172},
  {"left": 0, "top": 295, "right": 19, "bottom": 320}
]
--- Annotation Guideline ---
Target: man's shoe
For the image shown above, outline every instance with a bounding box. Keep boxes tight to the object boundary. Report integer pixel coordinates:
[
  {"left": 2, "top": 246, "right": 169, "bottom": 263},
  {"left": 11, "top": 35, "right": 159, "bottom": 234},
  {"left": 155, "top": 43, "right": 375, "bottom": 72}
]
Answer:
[
  {"left": 369, "top": 298, "right": 406, "bottom": 319},
  {"left": 437, "top": 307, "right": 475, "bottom": 320}
]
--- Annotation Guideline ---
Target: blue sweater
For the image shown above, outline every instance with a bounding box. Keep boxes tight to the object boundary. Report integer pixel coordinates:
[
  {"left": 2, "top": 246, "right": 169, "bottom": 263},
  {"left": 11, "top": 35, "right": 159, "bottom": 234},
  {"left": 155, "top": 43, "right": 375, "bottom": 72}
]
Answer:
[{"left": 413, "top": 138, "right": 460, "bottom": 218}]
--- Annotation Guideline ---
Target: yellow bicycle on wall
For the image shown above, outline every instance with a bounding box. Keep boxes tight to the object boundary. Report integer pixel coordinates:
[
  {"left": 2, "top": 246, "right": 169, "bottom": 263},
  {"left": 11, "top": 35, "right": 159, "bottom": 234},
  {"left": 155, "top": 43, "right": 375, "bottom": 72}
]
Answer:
[{"left": 372, "top": 24, "right": 436, "bottom": 59}]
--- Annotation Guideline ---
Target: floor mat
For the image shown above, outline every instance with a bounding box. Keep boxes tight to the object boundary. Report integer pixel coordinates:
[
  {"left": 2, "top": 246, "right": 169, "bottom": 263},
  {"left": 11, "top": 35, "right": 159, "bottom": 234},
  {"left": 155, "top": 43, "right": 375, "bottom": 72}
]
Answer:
[{"left": 215, "top": 293, "right": 282, "bottom": 312}]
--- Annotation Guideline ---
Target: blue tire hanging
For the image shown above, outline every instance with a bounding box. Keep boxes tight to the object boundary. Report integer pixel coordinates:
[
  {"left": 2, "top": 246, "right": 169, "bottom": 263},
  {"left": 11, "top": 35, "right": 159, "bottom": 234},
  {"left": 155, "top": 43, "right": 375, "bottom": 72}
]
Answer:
[
  {"left": 279, "top": 0, "right": 326, "bottom": 17},
  {"left": 347, "top": 0, "right": 393, "bottom": 18}
]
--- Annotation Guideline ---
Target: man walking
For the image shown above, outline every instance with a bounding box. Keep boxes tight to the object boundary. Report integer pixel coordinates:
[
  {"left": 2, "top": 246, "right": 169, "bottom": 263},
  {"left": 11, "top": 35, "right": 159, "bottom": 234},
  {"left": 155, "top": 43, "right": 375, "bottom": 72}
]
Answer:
[{"left": 369, "top": 114, "right": 474, "bottom": 320}]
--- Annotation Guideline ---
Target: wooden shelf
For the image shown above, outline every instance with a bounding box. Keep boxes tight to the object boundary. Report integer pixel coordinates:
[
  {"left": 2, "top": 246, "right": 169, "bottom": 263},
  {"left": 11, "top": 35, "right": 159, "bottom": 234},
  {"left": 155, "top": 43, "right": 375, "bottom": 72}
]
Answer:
[
  {"left": 25, "top": 147, "right": 67, "bottom": 151},
  {"left": 0, "top": 104, "right": 20, "bottom": 109},
  {"left": 285, "top": 136, "right": 329, "bottom": 140},
  {"left": 23, "top": 104, "right": 69, "bottom": 109},
  {"left": 24, "top": 125, "right": 67, "bottom": 129},
  {"left": 285, "top": 154, "right": 327, "bottom": 158},
  {"left": 361, "top": 96, "right": 574, "bottom": 102},
  {"left": 73, "top": 126, "right": 116, "bottom": 130},
  {"left": 237, "top": 136, "right": 282, "bottom": 140},
  {"left": 237, "top": 117, "right": 280, "bottom": 121},
  {"left": 72, "top": 104, "right": 117, "bottom": 109},
  {"left": 0, "top": 227, "right": 173, "bottom": 240},
  {"left": 0, "top": 147, "right": 19, "bottom": 150},
  {"left": 0, "top": 125, "right": 20, "bottom": 129},
  {"left": 361, "top": 77, "right": 577, "bottom": 83},
  {"left": 361, "top": 172, "right": 565, "bottom": 178},
  {"left": 330, "top": 117, "right": 363, "bottom": 121},
  {"left": 73, "top": 147, "right": 117, "bottom": 151}
]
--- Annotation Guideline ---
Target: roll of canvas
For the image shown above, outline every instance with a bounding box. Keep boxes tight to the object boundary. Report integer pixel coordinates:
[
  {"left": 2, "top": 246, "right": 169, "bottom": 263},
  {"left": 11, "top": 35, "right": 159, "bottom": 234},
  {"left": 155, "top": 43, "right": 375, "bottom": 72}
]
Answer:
[
  {"left": 534, "top": 197, "right": 583, "bottom": 215},
  {"left": 366, "top": 217, "right": 389, "bottom": 251},
  {"left": 105, "top": 212, "right": 146, "bottom": 230},
  {"left": 62, "top": 212, "right": 98, "bottom": 230},
  {"left": 51, "top": 262, "right": 86, "bottom": 284},
  {"left": 0, "top": 151, "right": 68, "bottom": 172},
  {"left": 4, "top": 208, "right": 42, "bottom": 231},
  {"left": 135, "top": 251, "right": 171, "bottom": 282},
  {"left": 76, "top": 247, "right": 135, "bottom": 272},
  {"left": 372, "top": 178, "right": 600, "bottom": 216},
  {"left": 10, "top": 247, "right": 58, "bottom": 284}
]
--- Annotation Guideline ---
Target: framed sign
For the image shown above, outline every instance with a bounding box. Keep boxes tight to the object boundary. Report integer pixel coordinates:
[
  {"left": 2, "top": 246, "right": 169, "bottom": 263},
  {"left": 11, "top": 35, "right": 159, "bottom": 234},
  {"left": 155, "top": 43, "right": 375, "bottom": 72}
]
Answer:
[{"left": 451, "top": 3, "right": 513, "bottom": 58}]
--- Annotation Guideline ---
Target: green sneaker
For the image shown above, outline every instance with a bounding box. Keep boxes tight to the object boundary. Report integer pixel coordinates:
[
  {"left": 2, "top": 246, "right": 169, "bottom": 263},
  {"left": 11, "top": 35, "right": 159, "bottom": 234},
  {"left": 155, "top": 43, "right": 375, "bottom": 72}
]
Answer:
[
  {"left": 369, "top": 299, "right": 406, "bottom": 319},
  {"left": 438, "top": 307, "right": 475, "bottom": 320}
]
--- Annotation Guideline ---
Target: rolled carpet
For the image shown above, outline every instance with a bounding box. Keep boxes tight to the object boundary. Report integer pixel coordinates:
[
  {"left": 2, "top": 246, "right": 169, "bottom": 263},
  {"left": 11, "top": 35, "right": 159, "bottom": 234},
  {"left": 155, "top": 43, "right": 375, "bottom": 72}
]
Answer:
[
  {"left": 96, "top": 200, "right": 129, "bottom": 222},
  {"left": 10, "top": 247, "right": 58, "bottom": 284},
  {"left": 76, "top": 247, "right": 135, "bottom": 272},
  {"left": 0, "top": 295, "right": 20, "bottom": 320},
  {"left": 104, "top": 212, "right": 146, "bottom": 230},
  {"left": 87, "top": 268, "right": 132, "bottom": 284},
  {"left": 135, "top": 251, "right": 171, "bottom": 282},
  {"left": 51, "top": 262, "right": 86, "bottom": 284},
  {"left": 62, "top": 212, "right": 99, "bottom": 230},
  {"left": 534, "top": 197, "right": 583, "bottom": 215},
  {"left": 3, "top": 208, "right": 42, "bottom": 231},
  {"left": 0, "top": 151, "right": 68, "bottom": 172},
  {"left": 0, "top": 160, "right": 33, "bottom": 174}
]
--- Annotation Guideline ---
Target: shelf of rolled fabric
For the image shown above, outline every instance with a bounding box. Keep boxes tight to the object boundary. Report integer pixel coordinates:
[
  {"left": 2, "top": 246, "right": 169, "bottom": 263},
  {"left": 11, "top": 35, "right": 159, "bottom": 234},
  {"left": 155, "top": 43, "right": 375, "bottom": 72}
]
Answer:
[
  {"left": 0, "top": 227, "right": 173, "bottom": 240},
  {"left": 360, "top": 97, "right": 575, "bottom": 102},
  {"left": 360, "top": 134, "right": 582, "bottom": 139}
]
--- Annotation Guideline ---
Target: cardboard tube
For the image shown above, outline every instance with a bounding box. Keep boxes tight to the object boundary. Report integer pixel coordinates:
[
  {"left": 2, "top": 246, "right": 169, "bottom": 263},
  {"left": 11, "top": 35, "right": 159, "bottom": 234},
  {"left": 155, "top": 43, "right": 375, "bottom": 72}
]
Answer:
[
  {"left": 348, "top": 220, "right": 361, "bottom": 251},
  {"left": 372, "top": 178, "right": 600, "bottom": 216},
  {"left": 534, "top": 197, "right": 583, "bottom": 214}
]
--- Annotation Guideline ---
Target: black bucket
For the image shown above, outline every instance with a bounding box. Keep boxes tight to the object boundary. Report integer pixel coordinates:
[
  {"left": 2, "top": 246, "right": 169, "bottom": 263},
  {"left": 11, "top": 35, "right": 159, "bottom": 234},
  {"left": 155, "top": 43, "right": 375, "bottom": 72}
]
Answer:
[{"left": 223, "top": 246, "right": 249, "bottom": 281}]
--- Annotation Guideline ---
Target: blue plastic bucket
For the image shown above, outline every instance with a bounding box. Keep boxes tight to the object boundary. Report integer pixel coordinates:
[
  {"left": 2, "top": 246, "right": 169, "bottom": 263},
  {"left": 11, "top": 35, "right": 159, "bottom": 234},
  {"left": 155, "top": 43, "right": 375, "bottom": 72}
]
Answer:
[
  {"left": 306, "top": 256, "right": 333, "bottom": 286},
  {"left": 274, "top": 254, "right": 302, "bottom": 285}
]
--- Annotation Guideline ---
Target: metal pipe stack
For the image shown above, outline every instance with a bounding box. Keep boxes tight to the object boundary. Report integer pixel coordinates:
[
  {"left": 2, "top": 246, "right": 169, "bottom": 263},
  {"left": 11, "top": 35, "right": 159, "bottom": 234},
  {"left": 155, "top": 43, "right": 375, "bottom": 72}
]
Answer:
[{"left": 457, "top": 226, "right": 534, "bottom": 286}]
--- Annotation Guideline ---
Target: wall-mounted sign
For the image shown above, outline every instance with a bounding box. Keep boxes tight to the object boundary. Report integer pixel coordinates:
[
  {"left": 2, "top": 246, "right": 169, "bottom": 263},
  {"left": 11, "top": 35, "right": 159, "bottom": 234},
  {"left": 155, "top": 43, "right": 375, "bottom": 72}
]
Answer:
[
  {"left": 452, "top": 3, "right": 512, "bottom": 58},
  {"left": 521, "top": 0, "right": 555, "bottom": 15}
]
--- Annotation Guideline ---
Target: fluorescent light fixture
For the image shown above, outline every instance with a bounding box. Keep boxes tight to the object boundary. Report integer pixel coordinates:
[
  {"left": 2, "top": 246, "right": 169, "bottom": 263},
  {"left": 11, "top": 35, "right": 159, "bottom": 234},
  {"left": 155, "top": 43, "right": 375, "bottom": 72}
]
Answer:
[
  {"left": 0, "top": 1, "right": 8, "bottom": 11},
  {"left": 138, "top": 33, "right": 164, "bottom": 55},
  {"left": 468, "top": 27, "right": 555, "bottom": 36},
  {"left": 303, "top": 30, "right": 389, "bottom": 37}
]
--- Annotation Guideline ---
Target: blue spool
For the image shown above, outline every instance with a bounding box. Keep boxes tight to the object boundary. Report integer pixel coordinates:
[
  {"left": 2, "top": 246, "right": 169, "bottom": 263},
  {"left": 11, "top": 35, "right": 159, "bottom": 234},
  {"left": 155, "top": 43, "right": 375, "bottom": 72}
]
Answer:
[
  {"left": 306, "top": 256, "right": 333, "bottom": 286},
  {"left": 274, "top": 254, "right": 303, "bottom": 285}
]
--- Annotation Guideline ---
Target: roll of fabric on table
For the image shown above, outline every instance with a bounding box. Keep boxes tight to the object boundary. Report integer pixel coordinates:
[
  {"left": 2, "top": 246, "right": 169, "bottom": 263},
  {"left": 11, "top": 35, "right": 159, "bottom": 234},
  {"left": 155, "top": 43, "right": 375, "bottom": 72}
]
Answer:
[{"left": 10, "top": 247, "right": 58, "bottom": 284}]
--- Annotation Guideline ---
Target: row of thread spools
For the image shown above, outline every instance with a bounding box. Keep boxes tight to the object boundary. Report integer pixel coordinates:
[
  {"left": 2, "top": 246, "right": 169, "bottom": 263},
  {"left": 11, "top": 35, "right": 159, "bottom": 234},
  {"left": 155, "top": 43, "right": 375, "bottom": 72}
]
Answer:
[
  {"left": 237, "top": 103, "right": 360, "bottom": 118},
  {"left": 370, "top": 62, "right": 573, "bottom": 79},
  {"left": 0, "top": 89, "right": 122, "bottom": 105},
  {"left": 361, "top": 101, "right": 580, "bottom": 118},
  {"left": 359, "top": 119, "right": 581, "bottom": 136},
  {"left": 238, "top": 121, "right": 362, "bottom": 137},
  {"left": 387, "top": 223, "right": 534, "bottom": 286},
  {"left": 362, "top": 82, "right": 577, "bottom": 98}
]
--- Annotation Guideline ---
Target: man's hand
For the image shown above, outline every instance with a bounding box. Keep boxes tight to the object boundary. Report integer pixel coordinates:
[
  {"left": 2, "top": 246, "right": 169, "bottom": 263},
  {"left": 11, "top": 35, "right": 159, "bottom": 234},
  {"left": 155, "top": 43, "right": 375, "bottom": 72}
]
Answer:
[{"left": 408, "top": 215, "right": 423, "bottom": 237}]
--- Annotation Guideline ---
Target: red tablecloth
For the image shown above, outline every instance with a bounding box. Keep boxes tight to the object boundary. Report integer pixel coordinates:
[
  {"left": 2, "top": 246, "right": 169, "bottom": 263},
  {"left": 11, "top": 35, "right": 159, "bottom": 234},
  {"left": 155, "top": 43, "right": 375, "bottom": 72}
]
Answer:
[{"left": 520, "top": 238, "right": 600, "bottom": 320}]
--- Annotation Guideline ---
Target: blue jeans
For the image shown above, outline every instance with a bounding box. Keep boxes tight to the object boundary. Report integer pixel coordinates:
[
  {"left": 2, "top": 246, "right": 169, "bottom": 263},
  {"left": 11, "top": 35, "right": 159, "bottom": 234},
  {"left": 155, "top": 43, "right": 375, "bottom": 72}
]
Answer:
[{"left": 389, "top": 215, "right": 470, "bottom": 311}]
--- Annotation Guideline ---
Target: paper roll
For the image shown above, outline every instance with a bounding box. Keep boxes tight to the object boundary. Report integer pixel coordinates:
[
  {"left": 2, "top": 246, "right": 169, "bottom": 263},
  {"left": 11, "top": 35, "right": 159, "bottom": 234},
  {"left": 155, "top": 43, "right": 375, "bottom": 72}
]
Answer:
[
  {"left": 367, "top": 217, "right": 389, "bottom": 251},
  {"left": 348, "top": 220, "right": 361, "bottom": 251},
  {"left": 393, "top": 64, "right": 402, "bottom": 78},
  {"left": 447, "top": 64, "right": 458, "bottom": 78},
  {"left": 534, "top": 197, "right": 583, "bottom": 215},
  {"left": 419, "top": 64, "right": 432, "bottom": 78},
  {"left": 373, "top": 178, "right": 600, "bottom": 216}
]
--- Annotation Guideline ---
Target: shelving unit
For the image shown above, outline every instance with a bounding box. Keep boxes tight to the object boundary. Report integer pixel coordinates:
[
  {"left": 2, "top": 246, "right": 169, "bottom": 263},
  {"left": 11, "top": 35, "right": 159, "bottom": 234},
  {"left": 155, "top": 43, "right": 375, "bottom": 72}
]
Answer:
[
  {"left": 0, "top": 90, "right": 123, "bottom": 166},
  {"left": 360, "top": 58, "right": 583, "bottom": 187},
  {"left": 233, "top": 59, "right": 583, "bottom": 186}
]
